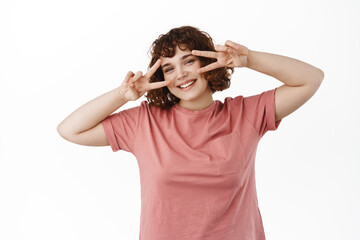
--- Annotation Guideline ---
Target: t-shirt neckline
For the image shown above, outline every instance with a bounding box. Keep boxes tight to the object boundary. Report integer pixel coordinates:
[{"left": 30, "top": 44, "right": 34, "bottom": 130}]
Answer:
[{"left": 174, "top": 101, "right": 217, "bottom": 115}]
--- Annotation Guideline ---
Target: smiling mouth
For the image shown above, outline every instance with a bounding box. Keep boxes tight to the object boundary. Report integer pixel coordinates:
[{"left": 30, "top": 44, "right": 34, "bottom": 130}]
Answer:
[
  {"left": 177, "top": 80, "right": 197, "bottom": 91},
  {"left": 177, "top": 79, "right": 197, "bottom": 88}
]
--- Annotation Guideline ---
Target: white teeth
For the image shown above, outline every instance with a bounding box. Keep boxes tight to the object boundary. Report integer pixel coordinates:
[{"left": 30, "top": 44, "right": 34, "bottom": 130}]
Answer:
[{"left": 179, "top": 80, "right": 195, "bottom": 88}]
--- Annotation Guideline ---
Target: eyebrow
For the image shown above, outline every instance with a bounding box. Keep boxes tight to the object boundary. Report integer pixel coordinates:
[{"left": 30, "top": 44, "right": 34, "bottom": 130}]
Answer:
[{"left": 161, "top": 54, "right": 193, "bottom": 68}]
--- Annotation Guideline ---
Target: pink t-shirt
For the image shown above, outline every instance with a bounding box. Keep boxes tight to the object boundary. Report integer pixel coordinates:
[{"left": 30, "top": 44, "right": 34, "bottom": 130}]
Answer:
[{"left": 102, "top": 87, "right": 282, "bottom": 240}]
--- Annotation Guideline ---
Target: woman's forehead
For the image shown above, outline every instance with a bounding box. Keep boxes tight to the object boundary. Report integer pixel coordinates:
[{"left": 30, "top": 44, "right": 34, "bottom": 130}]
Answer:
[{"left": 160, "top": 45, "right": 191, "bottom": 60}]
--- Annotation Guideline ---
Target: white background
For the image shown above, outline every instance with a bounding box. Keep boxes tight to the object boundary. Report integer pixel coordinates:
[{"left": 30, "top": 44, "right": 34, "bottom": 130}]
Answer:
[{"left": 1, "top": 0, "right": 359, "bottom": 239}]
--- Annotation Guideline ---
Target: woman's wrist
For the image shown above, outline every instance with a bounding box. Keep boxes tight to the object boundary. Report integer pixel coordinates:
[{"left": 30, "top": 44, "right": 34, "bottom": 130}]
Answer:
[
  {"left": 115, "top": 87, "right": 130, "bottom": 102},
  {"left": 245, "top": 49, "right": 255, "bottom": 69}
]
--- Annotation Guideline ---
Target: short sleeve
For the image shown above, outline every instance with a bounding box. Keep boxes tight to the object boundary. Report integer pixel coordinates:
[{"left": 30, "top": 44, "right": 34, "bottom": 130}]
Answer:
[
  {"left": 243, "top": 87, "right": 282, "bottom": 138},
  {"left": 101, "top": 105, "right": 140, "bottom": 153}
]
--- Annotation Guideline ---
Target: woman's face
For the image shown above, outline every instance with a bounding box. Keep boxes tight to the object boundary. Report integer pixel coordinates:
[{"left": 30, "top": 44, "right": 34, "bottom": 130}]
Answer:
[{"left": 160, "top": 45, "right": 212, "bottom": 103}]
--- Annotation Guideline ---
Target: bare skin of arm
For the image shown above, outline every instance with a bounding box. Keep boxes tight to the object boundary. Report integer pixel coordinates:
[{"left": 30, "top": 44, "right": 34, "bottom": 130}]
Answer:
[
  {"left": 192, "top": 40, "right": 324, "bottom": 122},
  {"left": 57, "top": 59, "right": 171, "bottom": 146}
]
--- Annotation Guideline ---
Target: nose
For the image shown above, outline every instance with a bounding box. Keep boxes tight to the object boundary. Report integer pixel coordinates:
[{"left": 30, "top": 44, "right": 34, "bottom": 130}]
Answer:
[{"left": 176, "top": 66, "right": 187, "bottom": 80}]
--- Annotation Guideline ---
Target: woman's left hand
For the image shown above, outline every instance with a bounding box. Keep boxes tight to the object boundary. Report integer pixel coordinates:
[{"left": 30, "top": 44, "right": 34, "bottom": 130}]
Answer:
[{"left": 191, "top": 40, "right": 249, "bottom": 74}]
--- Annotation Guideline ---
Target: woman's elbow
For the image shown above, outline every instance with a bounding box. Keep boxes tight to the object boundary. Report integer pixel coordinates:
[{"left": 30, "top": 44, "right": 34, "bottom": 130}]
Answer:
[
  {"left": 318, "top": 68, "right": 325, "bottom": 81},
  {"left": 57, "top": 123, "right": 70, "bottom": 140}
]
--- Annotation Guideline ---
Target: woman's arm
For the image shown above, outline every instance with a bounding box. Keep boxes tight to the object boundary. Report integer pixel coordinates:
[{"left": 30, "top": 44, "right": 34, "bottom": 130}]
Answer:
[
  {"left": 57, "top": 60, "right": 171, "bottom": 146},
  {"left": 246, "top": 50, "right": 324, "bottom": 87},
  {"left": 57, "top": 86, "right": 128, "bottom": 138},
  {"left": 192, "top": 41, "right": 324, "bottom": 122},
  {"left": 246, "top": 50, "right": 324, "bottom": 121}
]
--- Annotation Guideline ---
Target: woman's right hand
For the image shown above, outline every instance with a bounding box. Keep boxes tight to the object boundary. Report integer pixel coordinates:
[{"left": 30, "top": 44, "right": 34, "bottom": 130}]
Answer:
[{"left": 118, "top": 59, "right": 172, "bottom": 101}]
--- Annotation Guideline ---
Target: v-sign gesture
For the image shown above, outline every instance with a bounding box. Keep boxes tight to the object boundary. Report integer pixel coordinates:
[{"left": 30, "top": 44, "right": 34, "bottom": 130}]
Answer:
[
  {"left": 119, "top": 59, "right": 172, "bottom": 101},
  {"left": 191, "top": 40, "right": 250, "bottom": 74}
]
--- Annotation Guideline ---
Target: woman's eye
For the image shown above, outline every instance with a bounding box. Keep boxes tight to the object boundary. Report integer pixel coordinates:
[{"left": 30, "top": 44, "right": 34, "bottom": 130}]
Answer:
[
  {"left": 164, "top": 59, "right": 194, "bottom": 73},
  {"left": 164, "top": 68, "right": 173, "bottom": 73}
]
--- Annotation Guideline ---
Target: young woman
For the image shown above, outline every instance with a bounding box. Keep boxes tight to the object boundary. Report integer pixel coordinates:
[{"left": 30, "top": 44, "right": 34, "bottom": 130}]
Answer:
[{"left": 57, "top": 26, "right": 324, "bottom": 240}]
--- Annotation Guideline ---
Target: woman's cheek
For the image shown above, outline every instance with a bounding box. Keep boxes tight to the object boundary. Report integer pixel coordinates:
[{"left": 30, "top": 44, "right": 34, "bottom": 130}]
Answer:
[{"left": 166, "top": 75, "right": 176, "bottom": 87}]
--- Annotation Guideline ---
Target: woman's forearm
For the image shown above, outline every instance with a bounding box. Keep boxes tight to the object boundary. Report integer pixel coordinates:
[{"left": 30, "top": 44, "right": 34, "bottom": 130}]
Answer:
[
  {"left": 57, "top": 87, "right": 128, "bottom": 136},
  {"left": 246, "top": 50, "right": 324, "bottom": 86}
]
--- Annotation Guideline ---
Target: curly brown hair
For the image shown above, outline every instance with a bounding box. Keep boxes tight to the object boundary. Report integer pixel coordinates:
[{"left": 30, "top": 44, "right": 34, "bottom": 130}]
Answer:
[{"left": 145, "top": 26, "right": 234, "bottom": 110}]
